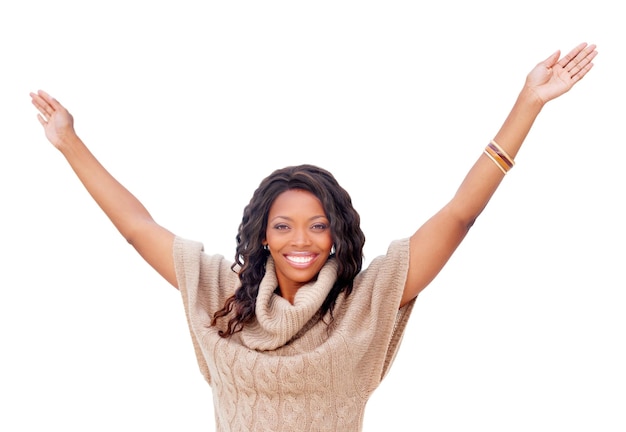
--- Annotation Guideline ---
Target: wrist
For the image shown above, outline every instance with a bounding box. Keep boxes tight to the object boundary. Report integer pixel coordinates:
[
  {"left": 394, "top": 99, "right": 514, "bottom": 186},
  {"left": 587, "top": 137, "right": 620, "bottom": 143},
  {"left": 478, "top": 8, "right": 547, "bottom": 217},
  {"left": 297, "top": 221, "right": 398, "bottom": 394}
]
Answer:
[
  {"left": 518, "top": 86, "right": 546, "bottom": 111},
  {"left": 55, "top": 132, "right": 83, "bottom": 155}
]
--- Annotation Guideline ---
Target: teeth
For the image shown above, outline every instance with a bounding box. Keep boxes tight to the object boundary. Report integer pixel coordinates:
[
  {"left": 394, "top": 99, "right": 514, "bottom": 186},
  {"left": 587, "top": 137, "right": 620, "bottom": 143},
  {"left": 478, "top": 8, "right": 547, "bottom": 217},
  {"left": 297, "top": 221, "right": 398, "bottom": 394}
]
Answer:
[{"left": 287, "top": 255, "right": 314, "bottom": 264}]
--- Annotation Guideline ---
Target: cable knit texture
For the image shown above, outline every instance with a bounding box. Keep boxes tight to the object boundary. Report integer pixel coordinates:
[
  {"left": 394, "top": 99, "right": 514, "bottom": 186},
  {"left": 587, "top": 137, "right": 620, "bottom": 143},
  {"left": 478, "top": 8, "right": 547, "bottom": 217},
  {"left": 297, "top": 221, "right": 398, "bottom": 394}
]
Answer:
[{"left": 174, "top": 236, "right": 415, "bottom": 432}]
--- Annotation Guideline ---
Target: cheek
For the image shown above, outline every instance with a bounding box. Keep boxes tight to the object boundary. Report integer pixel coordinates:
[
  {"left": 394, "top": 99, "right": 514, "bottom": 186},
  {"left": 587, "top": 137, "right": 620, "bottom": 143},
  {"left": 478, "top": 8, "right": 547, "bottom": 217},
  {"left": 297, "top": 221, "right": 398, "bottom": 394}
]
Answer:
[{"left": 265, "top": 232, "right": 278, "bottom": 248}]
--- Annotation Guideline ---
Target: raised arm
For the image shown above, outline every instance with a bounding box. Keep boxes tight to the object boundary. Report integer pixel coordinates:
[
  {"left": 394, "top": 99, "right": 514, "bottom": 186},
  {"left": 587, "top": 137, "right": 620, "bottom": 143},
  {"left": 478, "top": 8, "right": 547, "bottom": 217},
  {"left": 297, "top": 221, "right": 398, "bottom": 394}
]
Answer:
[
  {"left": 400, "top": 42, "right": 597, "bottom": 306},
  {"left": 30, "top": 90, "right": 179, "bottom": 288}
]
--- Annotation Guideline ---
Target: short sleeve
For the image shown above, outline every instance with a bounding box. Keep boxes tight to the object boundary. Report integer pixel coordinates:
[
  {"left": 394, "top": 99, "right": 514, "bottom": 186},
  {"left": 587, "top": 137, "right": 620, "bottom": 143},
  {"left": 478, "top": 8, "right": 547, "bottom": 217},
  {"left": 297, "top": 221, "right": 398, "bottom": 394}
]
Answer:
[
  {"left": 173, "top": 236, "right": 239, "bottom": 384},
  {"left": 337, "top": 237, "right": 416, "bottom": 395}
]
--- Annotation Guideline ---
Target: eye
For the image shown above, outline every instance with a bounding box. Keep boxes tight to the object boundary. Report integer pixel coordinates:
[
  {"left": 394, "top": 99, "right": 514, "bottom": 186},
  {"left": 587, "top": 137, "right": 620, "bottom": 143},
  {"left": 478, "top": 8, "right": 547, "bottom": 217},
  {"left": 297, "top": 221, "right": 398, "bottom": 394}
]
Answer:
[
  {"left": 311, "top": 222, "right": 329, "bottom": 231},
  {"left": 273, "top": 223, "right": 290, "bottom": 231}
]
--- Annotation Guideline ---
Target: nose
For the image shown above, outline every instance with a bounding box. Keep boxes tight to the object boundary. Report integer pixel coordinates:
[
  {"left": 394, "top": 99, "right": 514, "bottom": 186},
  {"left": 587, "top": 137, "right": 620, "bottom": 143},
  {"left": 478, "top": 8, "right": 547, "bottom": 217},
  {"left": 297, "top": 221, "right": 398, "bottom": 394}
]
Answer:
[{"left": 291, "top": 227, "right": 311, "bottom": 247}]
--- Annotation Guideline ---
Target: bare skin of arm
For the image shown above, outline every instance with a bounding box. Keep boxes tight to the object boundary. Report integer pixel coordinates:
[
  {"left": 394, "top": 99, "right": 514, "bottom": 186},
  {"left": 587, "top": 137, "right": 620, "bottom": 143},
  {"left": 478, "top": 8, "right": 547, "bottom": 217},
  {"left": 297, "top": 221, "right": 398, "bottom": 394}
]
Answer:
[
  {"left": 30, "top": 91, "right": 179, "bottom": 288},
  {"left": 400, "top": 42, "right": 598, "bottom": 307},
  {"left": 31, "top": 43, "right": 597, "bottom": 301}
]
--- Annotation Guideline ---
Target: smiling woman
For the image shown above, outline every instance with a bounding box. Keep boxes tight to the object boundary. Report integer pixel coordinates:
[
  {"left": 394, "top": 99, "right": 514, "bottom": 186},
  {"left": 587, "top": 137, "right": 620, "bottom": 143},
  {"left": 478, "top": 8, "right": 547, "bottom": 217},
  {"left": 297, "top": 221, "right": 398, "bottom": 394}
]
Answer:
[{"left": 28, "top": 40, "right": 598, "bottom": 432}]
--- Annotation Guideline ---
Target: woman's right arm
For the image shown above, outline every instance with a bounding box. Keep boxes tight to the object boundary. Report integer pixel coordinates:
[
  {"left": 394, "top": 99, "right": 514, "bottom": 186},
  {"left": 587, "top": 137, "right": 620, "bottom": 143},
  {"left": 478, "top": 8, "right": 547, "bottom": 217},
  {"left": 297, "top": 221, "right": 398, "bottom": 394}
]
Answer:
[{"left": 31, "top": 90, "right": 179, "bottom": 288}]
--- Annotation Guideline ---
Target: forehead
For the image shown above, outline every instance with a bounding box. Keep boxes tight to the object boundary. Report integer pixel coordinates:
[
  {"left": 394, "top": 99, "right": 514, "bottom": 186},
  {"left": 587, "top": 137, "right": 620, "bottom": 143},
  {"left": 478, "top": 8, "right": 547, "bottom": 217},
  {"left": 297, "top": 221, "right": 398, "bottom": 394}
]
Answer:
[{"left": 269, "top": 189, "right": 325, "bottom": 216}]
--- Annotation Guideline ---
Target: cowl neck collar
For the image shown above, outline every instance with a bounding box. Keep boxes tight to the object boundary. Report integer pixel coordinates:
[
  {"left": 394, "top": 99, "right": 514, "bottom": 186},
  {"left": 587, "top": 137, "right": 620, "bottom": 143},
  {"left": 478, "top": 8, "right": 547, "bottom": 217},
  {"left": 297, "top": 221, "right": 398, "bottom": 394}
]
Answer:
[{"left": 239, "top": 256, "right": 338, "bottom": 351}]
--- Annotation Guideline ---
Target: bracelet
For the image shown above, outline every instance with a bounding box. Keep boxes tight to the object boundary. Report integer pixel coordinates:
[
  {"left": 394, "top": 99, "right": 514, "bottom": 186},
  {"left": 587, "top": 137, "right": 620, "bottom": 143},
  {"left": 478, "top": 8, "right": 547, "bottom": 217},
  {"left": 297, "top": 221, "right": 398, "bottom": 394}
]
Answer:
[
  {"left": 489, "top": 140, "right": 515, "bottom": 168},
  {"left": 483, "top": 139, "right": 515, "bottom": 174}
]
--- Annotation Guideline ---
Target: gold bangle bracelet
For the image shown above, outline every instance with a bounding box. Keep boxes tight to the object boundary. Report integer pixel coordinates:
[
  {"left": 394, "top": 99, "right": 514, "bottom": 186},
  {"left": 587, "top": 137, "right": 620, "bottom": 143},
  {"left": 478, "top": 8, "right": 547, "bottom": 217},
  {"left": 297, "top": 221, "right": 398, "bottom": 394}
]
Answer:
[
  {"left": 483, "top": 149, "right": 508, "bottom": 174},
  {"left": 489, "top": 139, "right": 515, "bottom": 168},
  {"left": 484, "top": 145, "right": 511, "bottom": 172}
]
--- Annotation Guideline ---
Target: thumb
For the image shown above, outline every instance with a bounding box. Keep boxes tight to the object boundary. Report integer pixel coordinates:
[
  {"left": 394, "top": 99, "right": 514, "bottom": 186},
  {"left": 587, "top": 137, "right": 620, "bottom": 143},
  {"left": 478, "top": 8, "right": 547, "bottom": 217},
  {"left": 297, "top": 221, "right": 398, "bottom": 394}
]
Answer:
[{"left": 541, "top": 49, "right": 561, "bottom": 69}]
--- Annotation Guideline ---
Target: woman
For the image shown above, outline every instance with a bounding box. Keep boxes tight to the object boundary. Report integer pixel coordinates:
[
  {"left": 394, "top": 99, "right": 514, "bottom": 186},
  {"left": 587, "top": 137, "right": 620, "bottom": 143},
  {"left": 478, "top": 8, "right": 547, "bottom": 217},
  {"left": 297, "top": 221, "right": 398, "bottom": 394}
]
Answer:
[{"left": 30, "top": 42, "right": 597, "bottom": 431}]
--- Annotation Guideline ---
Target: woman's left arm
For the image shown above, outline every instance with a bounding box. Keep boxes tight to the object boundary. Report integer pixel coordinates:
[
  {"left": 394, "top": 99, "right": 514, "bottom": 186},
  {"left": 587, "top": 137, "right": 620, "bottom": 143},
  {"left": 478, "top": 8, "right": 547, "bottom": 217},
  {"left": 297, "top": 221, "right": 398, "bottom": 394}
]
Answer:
[{"left": 400, "top": 42, "right": 598, "bottom": 307}]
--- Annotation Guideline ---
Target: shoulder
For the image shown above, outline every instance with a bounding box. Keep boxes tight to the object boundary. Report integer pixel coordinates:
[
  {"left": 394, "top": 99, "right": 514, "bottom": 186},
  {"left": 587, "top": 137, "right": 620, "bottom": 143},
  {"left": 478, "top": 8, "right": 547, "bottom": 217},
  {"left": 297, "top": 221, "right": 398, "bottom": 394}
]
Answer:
[
  {"left": 173, "top": 236, "right": 237, "bottom": 288},
  {"left": 357, "top": 238, "right": 410, "bottom": 285}
]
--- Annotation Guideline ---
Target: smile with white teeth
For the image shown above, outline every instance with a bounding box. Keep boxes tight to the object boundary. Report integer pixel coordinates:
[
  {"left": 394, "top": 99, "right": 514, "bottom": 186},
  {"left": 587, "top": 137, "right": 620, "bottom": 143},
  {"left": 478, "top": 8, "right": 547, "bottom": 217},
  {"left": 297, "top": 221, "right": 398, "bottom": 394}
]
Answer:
[{"left": 286, "top": 255, "right": 315, "bottom": 264}]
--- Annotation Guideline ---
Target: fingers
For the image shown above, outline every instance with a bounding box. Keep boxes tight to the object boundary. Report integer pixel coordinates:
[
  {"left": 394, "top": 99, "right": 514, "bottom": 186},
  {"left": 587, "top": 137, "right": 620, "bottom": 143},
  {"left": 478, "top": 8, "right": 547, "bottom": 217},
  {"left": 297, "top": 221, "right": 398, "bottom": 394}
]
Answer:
[
  {"left": 558, "top": 42, "right": 598, "bottom": 78},
  {"left": 36, "top": 113, "right": 47, "bottom": 127},
  {"left": 570, "top": 61, "right": 595, "bottom": 84},
  {"left": 30, "top": 90, "right": 61, "bottom": 122},
  {"left": 557, "top": 42, "right": 588, "bottom": 68},
  {"left": 38, "top": 90, "right": 63, "bottom": 110},
  {"left": 30, "top": 93, "right": 51, "bottom": 122}
]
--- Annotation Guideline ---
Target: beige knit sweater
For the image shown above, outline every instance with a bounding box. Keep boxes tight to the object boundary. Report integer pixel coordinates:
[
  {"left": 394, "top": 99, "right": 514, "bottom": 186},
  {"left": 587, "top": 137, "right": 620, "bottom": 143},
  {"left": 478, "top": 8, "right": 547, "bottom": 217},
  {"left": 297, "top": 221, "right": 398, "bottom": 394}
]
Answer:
[{"left": 174, "top": 236, "right": 415, "bottom": 432}]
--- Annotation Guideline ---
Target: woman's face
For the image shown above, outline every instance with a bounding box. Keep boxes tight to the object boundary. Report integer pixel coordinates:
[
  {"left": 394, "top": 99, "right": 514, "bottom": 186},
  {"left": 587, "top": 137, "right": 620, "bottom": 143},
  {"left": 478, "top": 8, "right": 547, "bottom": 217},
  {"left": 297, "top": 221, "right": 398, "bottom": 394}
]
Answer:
[{"left": 264, "top": 189, "right": 333, "bottom": 303}]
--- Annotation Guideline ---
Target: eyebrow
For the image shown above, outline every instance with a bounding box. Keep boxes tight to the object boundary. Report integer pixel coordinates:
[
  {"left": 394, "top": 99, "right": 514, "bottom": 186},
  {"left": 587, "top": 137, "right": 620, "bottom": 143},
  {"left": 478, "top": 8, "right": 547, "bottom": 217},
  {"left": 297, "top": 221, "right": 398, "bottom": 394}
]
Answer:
[{"left": 269, "top": 215, "right": 328, "bottom": 223}]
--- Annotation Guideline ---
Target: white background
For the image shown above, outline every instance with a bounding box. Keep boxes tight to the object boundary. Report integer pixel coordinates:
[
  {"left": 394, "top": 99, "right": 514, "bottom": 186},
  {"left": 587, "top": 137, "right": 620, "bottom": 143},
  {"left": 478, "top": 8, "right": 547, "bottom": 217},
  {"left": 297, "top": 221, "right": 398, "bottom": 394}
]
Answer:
[{"left": 2, "top": 1, "right": 624, "bottom": 431}]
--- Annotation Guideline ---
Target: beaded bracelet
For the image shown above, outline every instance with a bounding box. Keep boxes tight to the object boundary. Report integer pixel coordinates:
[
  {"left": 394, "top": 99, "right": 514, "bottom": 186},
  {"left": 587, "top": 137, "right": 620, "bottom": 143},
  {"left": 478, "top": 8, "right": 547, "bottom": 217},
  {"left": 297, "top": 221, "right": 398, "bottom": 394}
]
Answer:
[{"left": 483, "top": 139, "right": 515, "bottom": 174}]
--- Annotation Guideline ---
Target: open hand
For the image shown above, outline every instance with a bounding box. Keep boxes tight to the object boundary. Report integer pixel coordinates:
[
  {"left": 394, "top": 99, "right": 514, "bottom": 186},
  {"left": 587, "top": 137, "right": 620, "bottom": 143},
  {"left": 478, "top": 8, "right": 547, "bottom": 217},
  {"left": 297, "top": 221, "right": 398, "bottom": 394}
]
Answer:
[
  {"left": 525, "top": 42, "right": 597, "bottom": 105},
  {"left": 30, "top": 90, "right": 76, "bottom": 149}
]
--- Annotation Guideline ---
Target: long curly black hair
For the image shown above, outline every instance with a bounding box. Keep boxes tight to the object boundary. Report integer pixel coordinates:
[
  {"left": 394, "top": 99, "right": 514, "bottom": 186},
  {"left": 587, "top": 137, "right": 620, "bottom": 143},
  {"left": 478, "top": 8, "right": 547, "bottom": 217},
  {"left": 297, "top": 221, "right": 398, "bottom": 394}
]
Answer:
[{"left": 211, "top": 164, "right": 366, "bottom": 337}]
